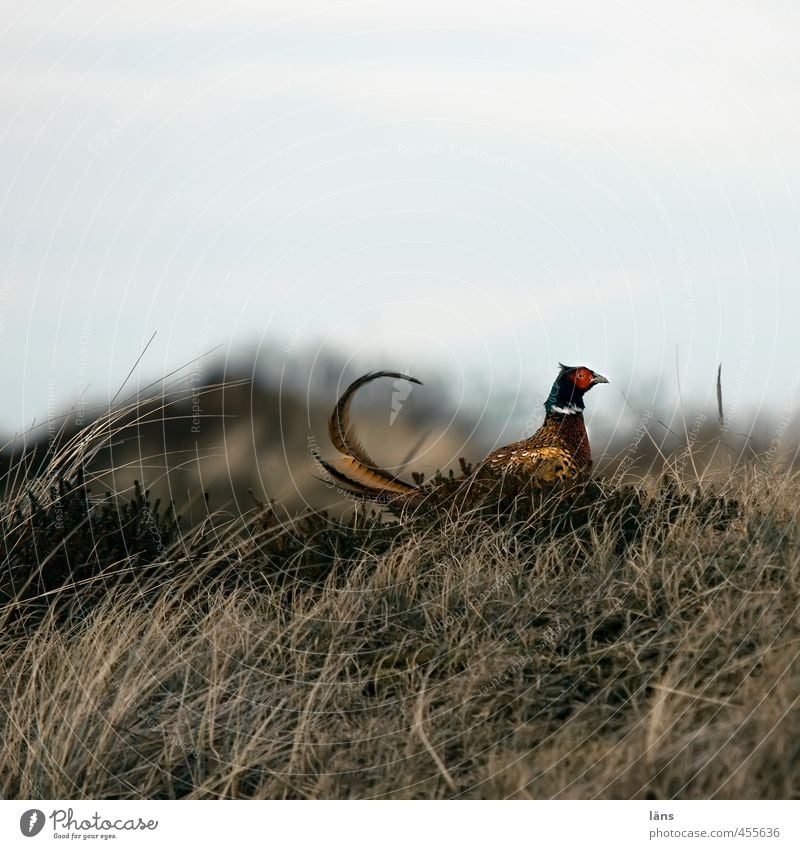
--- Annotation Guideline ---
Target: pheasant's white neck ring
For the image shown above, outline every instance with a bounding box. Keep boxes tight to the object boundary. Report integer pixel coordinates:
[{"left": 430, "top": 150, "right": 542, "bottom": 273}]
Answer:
[{"left": 549, "top": 403, "right": 582, "bottom": 415}]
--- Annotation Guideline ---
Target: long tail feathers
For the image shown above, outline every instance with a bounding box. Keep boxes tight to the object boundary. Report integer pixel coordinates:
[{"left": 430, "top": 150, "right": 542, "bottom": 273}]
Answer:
[{"left": 321, "top": 370, "right": 423, "bottom": 500}]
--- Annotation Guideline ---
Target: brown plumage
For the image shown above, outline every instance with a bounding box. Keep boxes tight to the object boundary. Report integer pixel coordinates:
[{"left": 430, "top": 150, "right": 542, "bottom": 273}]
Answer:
[
  {"left": 479, "top": 413, "right": 592, "bottom": 483},
  {"left": 317, "top": 364, "right": 608, "bottom": 501}
]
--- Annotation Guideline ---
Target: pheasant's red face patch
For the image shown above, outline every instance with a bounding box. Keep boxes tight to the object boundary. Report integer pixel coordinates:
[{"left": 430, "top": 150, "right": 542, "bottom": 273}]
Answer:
[{"left": 570, "top": 367, "right": 594, "bottom": 391}]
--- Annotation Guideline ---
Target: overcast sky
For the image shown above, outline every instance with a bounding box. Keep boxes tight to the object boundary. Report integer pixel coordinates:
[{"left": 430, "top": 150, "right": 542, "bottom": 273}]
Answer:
[{"left": 1, "top": 1, "right": 798, "bottom": 443}]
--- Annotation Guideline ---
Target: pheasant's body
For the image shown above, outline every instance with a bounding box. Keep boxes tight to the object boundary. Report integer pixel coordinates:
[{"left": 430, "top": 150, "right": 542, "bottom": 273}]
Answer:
[
  {"left": 480, "top": 411, "right": 592, "bottom": 483},
  {"left": 318, "top": 364, "right": 608, "bottom": 501}
]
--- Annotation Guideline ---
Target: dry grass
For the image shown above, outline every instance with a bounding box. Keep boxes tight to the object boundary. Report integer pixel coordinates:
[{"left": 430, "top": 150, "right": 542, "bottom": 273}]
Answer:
[{"left": 1, "top": 396, "right": 800, "bottom": 799}]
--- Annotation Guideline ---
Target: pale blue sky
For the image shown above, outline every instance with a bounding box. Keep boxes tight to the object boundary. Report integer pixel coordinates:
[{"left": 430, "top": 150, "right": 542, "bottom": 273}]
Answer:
[{"left": 1, "top": 1, "right": 798, "bottom": 444}]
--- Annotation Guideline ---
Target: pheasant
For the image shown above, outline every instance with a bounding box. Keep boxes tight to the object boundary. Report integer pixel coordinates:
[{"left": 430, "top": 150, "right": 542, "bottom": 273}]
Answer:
[
  {"left": 479, "top": 364, "right": 609, "bottom": 482},
  {"left": 317, "top": 364, "right": 608, "bottom": 501}
]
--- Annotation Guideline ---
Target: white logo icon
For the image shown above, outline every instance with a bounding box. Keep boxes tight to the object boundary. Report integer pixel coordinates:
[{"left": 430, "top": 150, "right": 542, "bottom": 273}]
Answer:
[{"left": 390, "top": 369, "right": 414, "bottom": 425}]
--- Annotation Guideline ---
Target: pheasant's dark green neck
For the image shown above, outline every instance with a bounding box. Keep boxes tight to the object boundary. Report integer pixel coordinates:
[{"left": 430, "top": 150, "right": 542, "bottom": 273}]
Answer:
[{"left": 544, "top": 375, "right": 585, "bottom": 415}]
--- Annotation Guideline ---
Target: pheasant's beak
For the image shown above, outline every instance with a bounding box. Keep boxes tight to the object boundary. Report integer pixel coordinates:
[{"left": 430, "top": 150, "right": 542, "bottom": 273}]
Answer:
[{"left": 591, "top": 372, "right": 609, "bottom": 386}]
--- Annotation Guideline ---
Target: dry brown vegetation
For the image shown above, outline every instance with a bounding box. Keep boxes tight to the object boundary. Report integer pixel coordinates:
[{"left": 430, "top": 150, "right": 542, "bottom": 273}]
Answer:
[{"left": 1, "top": 383, "right": 799, "bottom": 800}]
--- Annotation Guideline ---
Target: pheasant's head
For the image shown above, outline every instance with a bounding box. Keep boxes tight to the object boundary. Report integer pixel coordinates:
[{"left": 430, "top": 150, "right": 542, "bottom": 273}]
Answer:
[{"left": 545, "top": 363, "right": 609, "bottom": 415}]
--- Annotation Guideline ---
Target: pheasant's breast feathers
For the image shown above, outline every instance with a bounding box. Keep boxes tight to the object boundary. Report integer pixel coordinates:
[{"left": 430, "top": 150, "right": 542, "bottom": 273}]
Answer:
[
  {"left": 482, "top": 443, "right": 581, "bottom": 482},
  {"left": 481, "top": 411, "right": 593, "bottom": 483}
]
